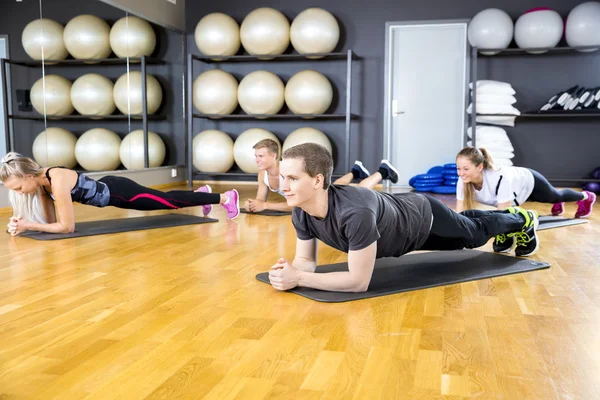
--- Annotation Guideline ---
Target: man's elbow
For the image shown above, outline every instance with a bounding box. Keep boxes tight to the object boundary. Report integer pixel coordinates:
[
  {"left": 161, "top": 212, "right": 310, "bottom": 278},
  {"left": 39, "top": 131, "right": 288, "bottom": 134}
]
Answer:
[{"left": 63, "top": 224, "right": 75, "bottom": 233}]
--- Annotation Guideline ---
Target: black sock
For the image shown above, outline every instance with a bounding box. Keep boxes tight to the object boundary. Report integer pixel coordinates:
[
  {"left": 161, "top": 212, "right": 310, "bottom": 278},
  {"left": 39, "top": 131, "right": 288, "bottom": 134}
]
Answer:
[
  {"left": 351, "top": 168, "right": 360, "bottom": 180},
  {"left": 378, "top": 167, "right": 388, "bottom": 180}
]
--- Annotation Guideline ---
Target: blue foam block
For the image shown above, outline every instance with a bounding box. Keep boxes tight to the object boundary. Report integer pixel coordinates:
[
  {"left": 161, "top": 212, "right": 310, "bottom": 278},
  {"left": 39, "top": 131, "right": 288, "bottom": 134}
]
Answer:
[{"left": 432, "top": 185, "right": 457, "bottom": 194}]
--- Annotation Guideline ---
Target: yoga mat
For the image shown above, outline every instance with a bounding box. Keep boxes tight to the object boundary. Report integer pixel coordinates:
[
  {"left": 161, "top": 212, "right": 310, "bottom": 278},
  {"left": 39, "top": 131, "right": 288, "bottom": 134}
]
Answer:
[
  {"left": 256, "top": 250, "right": 550, "bottom": 303},
  {"left": 538, "top": 215, "right": 589, "bottom": 230},
  {"left": 240, "top": 208, "right": 292, "bottom": 216},
  {"left": 20, "top": 213, "right": 218, "bottom": 240}
]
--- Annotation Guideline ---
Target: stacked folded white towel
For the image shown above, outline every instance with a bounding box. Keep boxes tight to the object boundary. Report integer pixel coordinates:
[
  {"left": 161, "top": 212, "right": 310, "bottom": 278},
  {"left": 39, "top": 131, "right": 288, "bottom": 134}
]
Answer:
[
  {"left": 467, "top": 80, "right": 520, "bottom": 127},
  {"left": 467, "top": 125, "right": 515, "bottom": 166}
]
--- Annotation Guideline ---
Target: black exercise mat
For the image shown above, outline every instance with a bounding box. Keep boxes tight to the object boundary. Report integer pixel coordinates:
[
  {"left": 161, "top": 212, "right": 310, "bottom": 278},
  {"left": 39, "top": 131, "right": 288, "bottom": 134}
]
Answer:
[
  {"left": 20, "top": 213, "right": 218, "bottom": 240},
  {"left": 256, "top": 250, "right": 550, "bottom": 303},
  {"left": 538, "top": 215, "right": 588, "bottom": 230},
  {"left": 240, "top": 208, "right": 292, "bottom": 216}
]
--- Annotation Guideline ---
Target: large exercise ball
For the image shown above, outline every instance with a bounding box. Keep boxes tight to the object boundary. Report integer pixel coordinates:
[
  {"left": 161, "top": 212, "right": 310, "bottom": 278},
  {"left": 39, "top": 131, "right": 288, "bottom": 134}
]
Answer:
[
  {"left": 75, "top": 128, "right": 122, "bottom": 171},
  {"left": 234, "top": 128, "right": 280, "bottom": 173},
  {"left": 192, "top": 130, "right": 235, "bottom": 172},
  {"left": 21, "top": 18, "right": 69, "bottom": 61},
  {"left": 32, "top": 127, "right": 78, "bottom": 168},
  {"left": 240, "top": 8, "right": 290, "bottom": 56},
  {"left": 113, "top": 71, "right": 162, "bottom": 115},
  {"left": 282, "top": 127, "right": 332, "bottom": 155},
  {"left": 119, "top": 130, "right": 166, "bottom": 169},
  {"left": 63, "top": 15, "right": 112, "bottom": 60},
  {"left": 290, "top": 8, "right": 339, "bottom": 56},
  {"left": 515, "top": 8, "right": 563, "bottom": 53},
  {"left": 195, "top": 13, "right": 240, "bottom": 56},
  {"left": 192, "top": 69, "right": 238, "bottom": 114},
  {"left": 30, "top": 74, "right": 74, "bottom": 116},
  {"left": 566, "top": 1, "right": 600, "bottom": 52},
  {"left": 468, "top": 8, "right": 514, "bottom": 55},
  {"left": 284, "top": 70, "right": 333, "bottom": 115},
  {"left": 109, "top": 15, "right": 156, "bottom": 59},
  {"left": 237, "top": 70, "right": 285, "bottom": 115},
  {"left": 70, "top": 73, "right": 115, "bottom": 116}
]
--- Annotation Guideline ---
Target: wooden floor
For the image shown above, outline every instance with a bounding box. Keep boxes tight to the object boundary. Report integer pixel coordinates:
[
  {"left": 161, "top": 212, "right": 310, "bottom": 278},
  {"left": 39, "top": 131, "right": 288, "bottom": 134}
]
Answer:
[{"left": 0, "top": 183, "right": 598, "bottom": 399}]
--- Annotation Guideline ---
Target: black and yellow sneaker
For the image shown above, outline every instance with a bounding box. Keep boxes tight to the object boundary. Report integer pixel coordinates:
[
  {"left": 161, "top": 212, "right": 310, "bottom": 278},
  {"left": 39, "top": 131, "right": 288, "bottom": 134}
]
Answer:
[
  {"left": 511, "top": 208, "right": 540, "bottom": 257},
  {"left": 493, "top": 233, "right": 515, "bottom": 253}
]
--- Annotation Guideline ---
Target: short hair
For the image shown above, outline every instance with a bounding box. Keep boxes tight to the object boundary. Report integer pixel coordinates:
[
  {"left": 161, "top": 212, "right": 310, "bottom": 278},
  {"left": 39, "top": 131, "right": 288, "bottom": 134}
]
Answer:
[
  {"left": 253, "top": 139, "right": 280, "bottom": 156},
  {"left": 282, "top": 142, "right": 333, "bottom": 190}
]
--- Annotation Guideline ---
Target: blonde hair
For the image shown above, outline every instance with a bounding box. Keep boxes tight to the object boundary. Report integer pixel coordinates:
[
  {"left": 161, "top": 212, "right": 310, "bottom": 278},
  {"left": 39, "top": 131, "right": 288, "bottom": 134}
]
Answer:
[
  {"left": 456, "top": 147, "right": 495, "bottom": 210},
  {"left": 253, "top": 138, "right": 280, "bottom": 157},
  {"left": 1, "top": 152, "right": 48, "bottom": 224}
]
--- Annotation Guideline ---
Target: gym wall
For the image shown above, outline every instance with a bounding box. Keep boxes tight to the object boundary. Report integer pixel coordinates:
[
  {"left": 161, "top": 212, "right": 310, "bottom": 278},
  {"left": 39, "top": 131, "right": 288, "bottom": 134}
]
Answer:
[
  {"left": 186, "top": 0, "right": 598, "bottom": 183},
  {"left": 0, "top": 0, "right": 186, "bottom": 167}
]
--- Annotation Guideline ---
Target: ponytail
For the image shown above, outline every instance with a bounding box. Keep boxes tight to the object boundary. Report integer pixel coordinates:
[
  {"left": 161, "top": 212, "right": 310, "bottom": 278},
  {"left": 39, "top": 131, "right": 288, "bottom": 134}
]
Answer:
[{"left": 456, "top": 146, "right": 495, "bottom": 210}]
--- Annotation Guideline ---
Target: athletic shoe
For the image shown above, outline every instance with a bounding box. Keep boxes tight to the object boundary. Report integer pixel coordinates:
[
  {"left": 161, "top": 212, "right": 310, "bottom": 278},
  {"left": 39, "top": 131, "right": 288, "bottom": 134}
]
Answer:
[
  {"left": 575, "top": 191, "right": 596, "bottom": 218},
  {"left": 551, "top": 202, "right": 565, "bottom": 216},
  {"left": 351, "top": 160, "right": 370, "bottom": 181},
  {"left": 493, "top": 234, "right": 515, "bottom": 253},
  {"left": 195, "top": 185, "right": 213, "bottom": 216},
  {"left": 221, "top": 189, "right": 240, "bottom": 219},
  {"left": 379, "top": 159, "right": 399, "bottom": 184},
  {"left": 511, "top": 208, "right": 540, "bottom": 257}
]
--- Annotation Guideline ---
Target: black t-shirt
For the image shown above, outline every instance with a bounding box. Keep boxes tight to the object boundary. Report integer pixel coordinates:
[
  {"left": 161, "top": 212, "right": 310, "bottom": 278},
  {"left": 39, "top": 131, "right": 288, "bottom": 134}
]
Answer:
[{"left": 292, "top": 185, "right": 433, "bottom": 258}]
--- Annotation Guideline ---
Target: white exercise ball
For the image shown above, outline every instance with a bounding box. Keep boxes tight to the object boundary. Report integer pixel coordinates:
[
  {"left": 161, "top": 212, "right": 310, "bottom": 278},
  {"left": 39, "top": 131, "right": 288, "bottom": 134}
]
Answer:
[
  {"left": 515, "top": 8, "right": 563, "bottom": 53},
  {"left": 284, "top": 70, "right": 333, "bottom": 115},
  {"left": 63, "top": 15, "right": 112, "bottom": 60},
  {"left": 113, "top": 71, "right": 162, "bottom": 115},
  {"left": 283, "top": 127, "right": 332, "bottom": 155},
  {"left": 468, "top": 8, "right": 514, "bottom": 55},
  {"left": 30, "top": 74, "right": 74, "bottom": 116},
  {"left": 290, "top": 8, "right": 339, "bottom": 57},
  {"left": 195, "top": 13, "right": 240, "bottom": 56},
  {"left": 192, "top": 130, "right": 235, "bottom": 172},
  {"left": 70, "top": 73, "right": 115, "bottom": 116},
  {"left": 237, "top": 70, "right": 285, "bottom": 116},
  {"left": 22, "top": 18, "right": 69, "bottom": 61},
  {"left": 240, "top": 8, "right": 290, "bottom": 57},
  {"left": 566, "top": 1, "right": 600, "bottom": 52},
  {"left": 234, "top": 128, "right": 280, "bottom": 173},
  {"left": 119, "top": 130, "right": 166, "bottom": 169},
  {"left": 192, "top": 69, "right": 238, "bottom": 114},
  {"left": 109, "top": 15, "right": 156, "bottom": 59},
  {"left": 75, "top": 128, "right": 122, "bottom": 171},
  {"left": 32, "top": 127, "right": 78, "bottom": 168}
]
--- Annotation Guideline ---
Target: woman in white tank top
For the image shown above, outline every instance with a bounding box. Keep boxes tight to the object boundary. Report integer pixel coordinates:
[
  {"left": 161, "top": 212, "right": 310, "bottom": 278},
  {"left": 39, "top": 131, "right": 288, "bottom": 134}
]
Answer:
[{"left": 455, "top": 147, "right": 595, "bottom": 218}]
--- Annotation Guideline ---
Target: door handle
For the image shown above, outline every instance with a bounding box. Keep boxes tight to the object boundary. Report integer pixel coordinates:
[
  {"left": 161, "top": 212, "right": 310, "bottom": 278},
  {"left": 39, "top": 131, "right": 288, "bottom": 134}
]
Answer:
[{"left": 392, "top": 99, "right": 405, "bottom": 116}]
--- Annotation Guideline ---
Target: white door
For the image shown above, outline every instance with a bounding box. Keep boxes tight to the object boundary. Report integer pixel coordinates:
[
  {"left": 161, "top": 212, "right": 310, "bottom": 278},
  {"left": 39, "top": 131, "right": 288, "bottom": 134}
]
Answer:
[
  {"left": 384, "top": 21, "right": 469, "bottom": 187},
  {"left": 0, "top": 37, "right": 7, "bottom": 157}
]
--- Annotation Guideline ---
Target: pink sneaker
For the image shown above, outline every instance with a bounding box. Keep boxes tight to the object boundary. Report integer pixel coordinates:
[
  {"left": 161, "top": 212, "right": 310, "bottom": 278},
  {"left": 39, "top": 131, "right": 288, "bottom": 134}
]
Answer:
[
  {"left": 221, "top": 189, "right": 240, "bottom": 219},
  {"left": 575, "top": 191, "right": 596, "bottom": 218},
  {"left": 195, "top": 185, "right": 213, "bottom": 216},
  {"left": 551, "top": 202, "right": 565, "bottom": 216}
]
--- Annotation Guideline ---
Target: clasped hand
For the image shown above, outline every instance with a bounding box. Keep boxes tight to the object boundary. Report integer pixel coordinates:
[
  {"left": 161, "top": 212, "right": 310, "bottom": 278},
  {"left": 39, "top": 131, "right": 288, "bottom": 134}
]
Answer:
[
  {"left": 244, "top": 198, "right": 265, "bottom": 212},
  {"left": 6, "top": 215, "right": 29, "bottom": 236},
  {"left": 268, "top": 258, "right": 300, "bottom": 291}
]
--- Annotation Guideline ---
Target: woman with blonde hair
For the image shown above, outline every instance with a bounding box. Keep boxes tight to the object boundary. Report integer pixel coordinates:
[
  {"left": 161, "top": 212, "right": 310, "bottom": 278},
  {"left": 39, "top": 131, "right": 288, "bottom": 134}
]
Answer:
[
  {"left": 455, "top": 146, "right": 595, "bottom": 252},
  {"left": 1, "top": 152, "right": 240, "bottom": 236}
]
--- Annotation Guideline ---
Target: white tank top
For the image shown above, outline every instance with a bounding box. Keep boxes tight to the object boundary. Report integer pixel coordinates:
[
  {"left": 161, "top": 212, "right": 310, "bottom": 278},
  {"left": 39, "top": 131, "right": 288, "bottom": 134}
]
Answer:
[{"left": 263, "top": 171, "right": 285, "bottom": 197}]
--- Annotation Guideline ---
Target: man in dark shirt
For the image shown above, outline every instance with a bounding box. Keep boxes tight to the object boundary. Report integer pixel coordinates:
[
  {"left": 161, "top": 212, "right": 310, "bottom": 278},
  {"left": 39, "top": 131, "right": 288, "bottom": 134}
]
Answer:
[{"left": 268, "top": 143, "right": 540, "bottom": 293}]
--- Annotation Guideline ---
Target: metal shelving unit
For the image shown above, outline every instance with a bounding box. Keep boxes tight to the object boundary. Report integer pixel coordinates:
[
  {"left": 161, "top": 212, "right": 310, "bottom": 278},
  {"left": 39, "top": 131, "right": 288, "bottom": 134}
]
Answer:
[
  {"left": 185, "top": 50, "right": 361, "bottom": 188},
  {"left": 468, "top": 44, "right": 600, "bottom": 184},
  {"left": 1, "top": 56, "right": 164, "bottom": 168}
]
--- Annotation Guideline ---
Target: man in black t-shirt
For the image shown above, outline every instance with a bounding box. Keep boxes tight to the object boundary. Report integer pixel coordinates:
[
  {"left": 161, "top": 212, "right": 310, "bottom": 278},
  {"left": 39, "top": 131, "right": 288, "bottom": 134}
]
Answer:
[{"left": 268, "top": 143, "right": 540, "bottom": 293}]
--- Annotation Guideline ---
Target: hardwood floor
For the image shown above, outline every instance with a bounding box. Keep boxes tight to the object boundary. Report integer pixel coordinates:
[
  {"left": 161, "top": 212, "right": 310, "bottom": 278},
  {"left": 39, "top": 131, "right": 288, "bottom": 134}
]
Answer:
[{"left": 0, "top": 184, "right": 598, "bottom": 399}]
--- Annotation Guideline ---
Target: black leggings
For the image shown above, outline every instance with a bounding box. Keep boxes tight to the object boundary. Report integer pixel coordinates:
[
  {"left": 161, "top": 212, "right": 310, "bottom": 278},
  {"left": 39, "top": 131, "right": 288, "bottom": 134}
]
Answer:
[
  {"left": 418, "top": 195, "right": 525, "bottom": 251},
  {"left": 527, "top": 168, "right": 584, "bottom": 203},
  {"left": 99, "top": 176, "right": 220, "bottom": 211}
]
